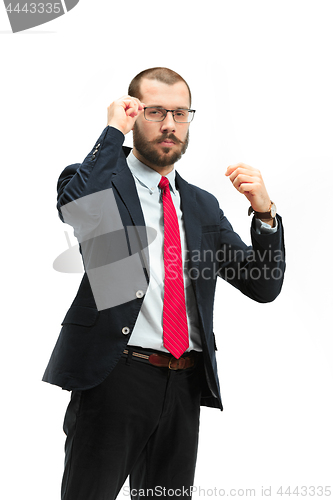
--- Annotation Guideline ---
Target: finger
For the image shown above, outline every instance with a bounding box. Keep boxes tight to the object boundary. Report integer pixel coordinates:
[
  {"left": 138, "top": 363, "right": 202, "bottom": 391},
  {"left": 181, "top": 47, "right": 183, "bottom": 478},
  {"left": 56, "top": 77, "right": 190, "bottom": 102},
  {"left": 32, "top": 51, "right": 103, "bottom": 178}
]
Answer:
[
  {"left": 237, "top": 181, "right": 260, "bottom": 194},
  {"left": 124, "top": 98, "right": 146, "bottom": 118},
  {"left": 228, "top": 168, "right": 260, "bottom": 184},
  {"left": 228, "top": 168, "right": 245, "bottom": 183},
  {"left": 232, "top": 174, "right": 260, "bottom": 189},
  {"left": 225, "top": 163, "right": 240, "bottom": 176},
  {"left": 124, "top": 102, "right": 140, "bottom": 118},
  {"left": 225, "top": 162, "right": 251, "bottom": 176},
  {"left": 129, "top": 95, "right": 145, "bottom": 109},
  {"left": 122, "top": 95, "right": 145, "bottom": 111}
]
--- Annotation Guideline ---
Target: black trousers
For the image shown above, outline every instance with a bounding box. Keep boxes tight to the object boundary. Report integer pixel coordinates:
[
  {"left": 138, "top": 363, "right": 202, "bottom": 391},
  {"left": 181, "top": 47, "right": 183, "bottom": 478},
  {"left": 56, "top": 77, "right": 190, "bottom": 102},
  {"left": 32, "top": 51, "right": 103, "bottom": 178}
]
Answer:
[{"left": 61, "top": 347, "right": 204, "bottom": 500}]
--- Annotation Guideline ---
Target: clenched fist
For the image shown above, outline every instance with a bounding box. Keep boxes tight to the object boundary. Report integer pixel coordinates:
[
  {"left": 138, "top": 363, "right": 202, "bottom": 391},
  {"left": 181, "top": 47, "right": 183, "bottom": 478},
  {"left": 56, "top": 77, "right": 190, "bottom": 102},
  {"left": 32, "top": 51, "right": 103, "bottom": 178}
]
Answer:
[
  {"left": 225, "top": 162, "right": 273, "bottom": 224},
  {"left": 107, "top": 96, "right": 145, "bottom": 135}
]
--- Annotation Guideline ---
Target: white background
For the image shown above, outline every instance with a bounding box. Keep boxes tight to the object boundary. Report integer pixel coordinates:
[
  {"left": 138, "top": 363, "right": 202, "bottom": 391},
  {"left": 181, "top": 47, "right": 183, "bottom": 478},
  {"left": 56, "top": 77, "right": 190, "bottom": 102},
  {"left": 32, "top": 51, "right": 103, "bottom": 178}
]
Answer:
[{"left": 1, "top": 1, "right": 332, "bottom": 498}]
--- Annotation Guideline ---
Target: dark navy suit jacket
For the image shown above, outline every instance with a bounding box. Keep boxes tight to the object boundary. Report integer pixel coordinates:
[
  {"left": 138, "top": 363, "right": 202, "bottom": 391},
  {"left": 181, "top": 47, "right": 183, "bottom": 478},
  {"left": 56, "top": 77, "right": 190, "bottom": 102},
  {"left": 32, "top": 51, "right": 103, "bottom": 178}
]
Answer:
[{"left": 43, "top": 126, "right": 286, "bottom": 410}]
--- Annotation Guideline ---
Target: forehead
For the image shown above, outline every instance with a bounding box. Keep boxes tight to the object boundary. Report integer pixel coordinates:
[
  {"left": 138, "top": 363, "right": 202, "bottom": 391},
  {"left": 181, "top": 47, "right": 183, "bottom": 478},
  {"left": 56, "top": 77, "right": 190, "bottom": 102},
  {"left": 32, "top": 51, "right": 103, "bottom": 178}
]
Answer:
[{"left": 139, "top": 78, "right": 190, "bottom": 108}]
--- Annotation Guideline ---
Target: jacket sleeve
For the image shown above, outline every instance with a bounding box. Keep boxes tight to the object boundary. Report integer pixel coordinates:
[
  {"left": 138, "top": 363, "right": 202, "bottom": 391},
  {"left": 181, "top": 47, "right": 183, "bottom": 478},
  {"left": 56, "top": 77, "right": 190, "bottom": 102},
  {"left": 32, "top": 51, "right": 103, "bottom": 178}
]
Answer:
[
  {"left": 56, "top": 126, "right": 125, "bottom": 221},
  {"left": 217, "top": 209, "right": 286, "bottom": 303}
]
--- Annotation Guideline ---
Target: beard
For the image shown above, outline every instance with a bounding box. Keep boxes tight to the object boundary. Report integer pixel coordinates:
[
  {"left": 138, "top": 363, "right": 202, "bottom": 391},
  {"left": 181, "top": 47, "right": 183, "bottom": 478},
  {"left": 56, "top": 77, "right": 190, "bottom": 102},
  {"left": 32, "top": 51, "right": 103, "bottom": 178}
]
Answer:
[{"left": 132, "top": 123, "right": 189, "bottom": 168}]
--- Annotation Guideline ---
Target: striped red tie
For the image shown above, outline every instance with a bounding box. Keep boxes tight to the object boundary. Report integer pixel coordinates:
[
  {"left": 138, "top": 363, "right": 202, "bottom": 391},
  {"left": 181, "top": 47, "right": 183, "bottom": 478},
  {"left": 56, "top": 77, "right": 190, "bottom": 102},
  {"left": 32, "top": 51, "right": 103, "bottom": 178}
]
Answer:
[{"left": 159, "top": 176, "right": 189, "bottom": 359}]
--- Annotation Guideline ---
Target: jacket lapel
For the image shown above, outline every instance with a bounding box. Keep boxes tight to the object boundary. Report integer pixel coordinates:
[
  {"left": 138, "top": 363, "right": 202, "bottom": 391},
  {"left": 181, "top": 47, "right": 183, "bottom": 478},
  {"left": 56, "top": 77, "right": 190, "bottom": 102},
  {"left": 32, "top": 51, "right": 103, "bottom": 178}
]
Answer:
[
  {"left": 111, "top": 157, "right": 146, "bottom": 227},
  {"left": 175, "top": 171, "right": 202, "bottom": 279},
  {"left": 110, "top": 151, "right": 149, "bottom": 265}
]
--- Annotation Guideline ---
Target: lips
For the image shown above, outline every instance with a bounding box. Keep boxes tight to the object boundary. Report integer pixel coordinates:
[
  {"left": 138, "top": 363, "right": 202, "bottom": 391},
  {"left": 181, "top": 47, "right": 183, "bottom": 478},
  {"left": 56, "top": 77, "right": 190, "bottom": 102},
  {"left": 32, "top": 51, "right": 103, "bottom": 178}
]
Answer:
[
  {"left": 153, "top": 134, "right": 182, "bottom": 148},
  {"left": 159, "top": 140, "right": 175, "bottom": 146}
]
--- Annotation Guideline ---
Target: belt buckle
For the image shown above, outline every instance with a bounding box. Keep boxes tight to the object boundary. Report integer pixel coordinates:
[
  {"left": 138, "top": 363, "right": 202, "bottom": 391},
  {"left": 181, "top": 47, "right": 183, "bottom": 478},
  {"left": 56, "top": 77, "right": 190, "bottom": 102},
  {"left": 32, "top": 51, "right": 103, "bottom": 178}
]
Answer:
[
  {"left": 168, "top": 357, "right": 186, "bottom": 370},
  {"left": 168, "top": 357, "right": 180, "bottom": 370}
]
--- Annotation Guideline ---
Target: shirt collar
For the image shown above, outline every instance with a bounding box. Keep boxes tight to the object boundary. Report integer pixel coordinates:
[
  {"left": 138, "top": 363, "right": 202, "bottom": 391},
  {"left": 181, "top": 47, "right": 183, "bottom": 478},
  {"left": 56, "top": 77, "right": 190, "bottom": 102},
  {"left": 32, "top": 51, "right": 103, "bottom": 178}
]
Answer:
[{"left": 127, "top": 151, "right": 177, "bottom": 195}]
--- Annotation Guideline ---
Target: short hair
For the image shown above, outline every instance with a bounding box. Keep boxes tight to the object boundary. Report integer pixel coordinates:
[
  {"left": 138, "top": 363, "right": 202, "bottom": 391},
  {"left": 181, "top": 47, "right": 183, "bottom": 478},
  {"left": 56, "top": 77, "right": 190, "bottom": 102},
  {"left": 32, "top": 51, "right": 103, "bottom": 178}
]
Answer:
[{"left": 128, "top": 67, "right": 192, "bottom": 106}]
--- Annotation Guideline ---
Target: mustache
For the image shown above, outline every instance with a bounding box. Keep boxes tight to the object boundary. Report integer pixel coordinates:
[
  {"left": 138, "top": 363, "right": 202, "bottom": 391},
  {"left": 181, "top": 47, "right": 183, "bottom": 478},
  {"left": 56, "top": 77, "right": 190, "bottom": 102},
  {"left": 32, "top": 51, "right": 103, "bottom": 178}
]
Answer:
[{"left": 152, "top": 134, "right": 184, "bottom": 145}]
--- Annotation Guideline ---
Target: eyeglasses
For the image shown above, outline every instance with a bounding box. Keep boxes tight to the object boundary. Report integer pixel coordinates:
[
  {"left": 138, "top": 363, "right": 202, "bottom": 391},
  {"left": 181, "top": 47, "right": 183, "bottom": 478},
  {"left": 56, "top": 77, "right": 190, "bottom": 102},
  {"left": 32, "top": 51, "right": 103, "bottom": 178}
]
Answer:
[{"left": 143, "top": 107, "right": 196, "bottom": 123}]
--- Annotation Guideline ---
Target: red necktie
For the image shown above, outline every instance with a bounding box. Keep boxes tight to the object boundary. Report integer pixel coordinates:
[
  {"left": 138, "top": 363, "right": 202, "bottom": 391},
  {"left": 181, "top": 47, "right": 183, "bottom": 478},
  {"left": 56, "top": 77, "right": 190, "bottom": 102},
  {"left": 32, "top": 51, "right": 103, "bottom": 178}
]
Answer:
[{"left": 159, "top": 176, "right": 189, "bottom": 359}]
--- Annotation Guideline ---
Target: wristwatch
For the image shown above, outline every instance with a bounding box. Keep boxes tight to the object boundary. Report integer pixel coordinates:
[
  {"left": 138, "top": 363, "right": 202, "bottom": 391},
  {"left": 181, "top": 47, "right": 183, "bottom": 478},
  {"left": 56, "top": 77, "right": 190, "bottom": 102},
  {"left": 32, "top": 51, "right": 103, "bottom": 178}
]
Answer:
[{"left": 248, "top": 201, "right": 277, "bottom": 220}]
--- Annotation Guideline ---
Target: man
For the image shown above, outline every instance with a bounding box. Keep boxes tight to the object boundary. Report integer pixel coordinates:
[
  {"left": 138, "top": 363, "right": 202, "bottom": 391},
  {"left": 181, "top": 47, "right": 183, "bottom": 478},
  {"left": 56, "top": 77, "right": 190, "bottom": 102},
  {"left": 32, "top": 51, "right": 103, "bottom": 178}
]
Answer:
[{"left": 43, "top": 67, "right": 285, "bottom": 500}]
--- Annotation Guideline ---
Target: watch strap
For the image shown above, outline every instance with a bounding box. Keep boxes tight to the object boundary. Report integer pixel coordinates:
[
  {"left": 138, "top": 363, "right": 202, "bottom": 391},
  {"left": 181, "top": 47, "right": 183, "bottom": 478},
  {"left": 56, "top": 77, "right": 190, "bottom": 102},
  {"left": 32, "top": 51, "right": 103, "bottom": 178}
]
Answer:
[{"left": 248, "top": 201, "right": 276, "bottom": 220}]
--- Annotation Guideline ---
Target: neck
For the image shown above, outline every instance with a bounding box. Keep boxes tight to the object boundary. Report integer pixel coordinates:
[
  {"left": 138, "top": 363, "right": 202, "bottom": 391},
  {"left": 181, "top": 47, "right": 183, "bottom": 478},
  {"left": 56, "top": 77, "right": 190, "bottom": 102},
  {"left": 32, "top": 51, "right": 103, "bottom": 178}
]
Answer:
[{"left": 132, "top": 148, "right": 174, "bottom": 176}]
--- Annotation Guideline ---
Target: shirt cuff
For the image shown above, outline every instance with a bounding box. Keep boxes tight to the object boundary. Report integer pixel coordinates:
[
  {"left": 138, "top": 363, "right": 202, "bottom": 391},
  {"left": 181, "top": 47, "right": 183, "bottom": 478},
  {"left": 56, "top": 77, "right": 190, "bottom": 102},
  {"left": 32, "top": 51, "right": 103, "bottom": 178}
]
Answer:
[{"left": 254, "top": 217, "right": 278, "bottom": 234}]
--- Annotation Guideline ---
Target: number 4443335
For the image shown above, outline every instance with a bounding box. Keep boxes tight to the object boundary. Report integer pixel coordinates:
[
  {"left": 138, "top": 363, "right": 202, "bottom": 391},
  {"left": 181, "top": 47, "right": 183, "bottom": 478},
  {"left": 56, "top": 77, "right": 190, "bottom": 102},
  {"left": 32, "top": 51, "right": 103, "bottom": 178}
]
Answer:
[
  {"left": 277, "top": 485, "right": 331, "bottom": 496},
  {"left": 6, "top": 3, "right": 62, "bottom": 14}
]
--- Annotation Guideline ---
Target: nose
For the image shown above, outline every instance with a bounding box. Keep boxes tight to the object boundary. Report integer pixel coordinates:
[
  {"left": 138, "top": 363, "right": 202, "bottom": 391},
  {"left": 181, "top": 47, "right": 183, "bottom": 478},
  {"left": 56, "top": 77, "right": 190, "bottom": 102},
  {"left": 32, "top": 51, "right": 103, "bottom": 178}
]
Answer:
[{"left": 160, "top": 111, "right": 176, "bottom": 133}]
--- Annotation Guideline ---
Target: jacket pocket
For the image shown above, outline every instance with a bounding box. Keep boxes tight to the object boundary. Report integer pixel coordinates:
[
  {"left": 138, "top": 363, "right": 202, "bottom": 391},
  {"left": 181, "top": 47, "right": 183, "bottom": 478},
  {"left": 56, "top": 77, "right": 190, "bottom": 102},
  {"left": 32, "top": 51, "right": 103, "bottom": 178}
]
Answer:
[
  {"left": 61, "top": 305, "right": 99, "bottom": 327},
  {"left": 202, "top": 224, "right": 219, "bottom": 233}
]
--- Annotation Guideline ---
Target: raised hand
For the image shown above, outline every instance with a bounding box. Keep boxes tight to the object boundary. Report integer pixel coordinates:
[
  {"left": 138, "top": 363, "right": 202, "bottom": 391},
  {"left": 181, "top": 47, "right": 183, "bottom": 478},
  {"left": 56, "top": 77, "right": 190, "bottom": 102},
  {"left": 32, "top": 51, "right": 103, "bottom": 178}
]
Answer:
[
  {"left": 225, "top": 162, "right": 272, "bottom": 214},
  {"left": 107, "top": 95, "right": 145, "bottom": 135}
]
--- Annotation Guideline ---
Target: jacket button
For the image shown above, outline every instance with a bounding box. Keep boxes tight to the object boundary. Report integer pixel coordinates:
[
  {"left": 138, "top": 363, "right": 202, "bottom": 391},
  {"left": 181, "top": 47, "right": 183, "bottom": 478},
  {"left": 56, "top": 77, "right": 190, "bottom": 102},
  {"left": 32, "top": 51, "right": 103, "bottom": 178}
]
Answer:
[
  {"left": 122, "top": 327, "right": 130, "bottom": 335},
  {"left": 136, "top": 290, "right": 144, "bottom": 298}
]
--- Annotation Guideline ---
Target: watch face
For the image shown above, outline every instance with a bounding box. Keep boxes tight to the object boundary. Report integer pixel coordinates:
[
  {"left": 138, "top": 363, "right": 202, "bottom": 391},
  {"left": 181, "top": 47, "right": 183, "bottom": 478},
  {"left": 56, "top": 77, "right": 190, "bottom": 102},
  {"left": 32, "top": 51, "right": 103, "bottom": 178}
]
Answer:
[{"left": 271, "top": 203, "right": 277, "bottom": 217}]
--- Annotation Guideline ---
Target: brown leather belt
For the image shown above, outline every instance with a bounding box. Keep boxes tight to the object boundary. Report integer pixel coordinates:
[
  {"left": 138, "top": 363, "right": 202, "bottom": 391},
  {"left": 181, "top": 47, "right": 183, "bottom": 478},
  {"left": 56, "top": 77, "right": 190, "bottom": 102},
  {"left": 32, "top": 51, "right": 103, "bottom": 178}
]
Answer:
[{"left": 123, "top": 349, "right": 197, "bottom": 370}]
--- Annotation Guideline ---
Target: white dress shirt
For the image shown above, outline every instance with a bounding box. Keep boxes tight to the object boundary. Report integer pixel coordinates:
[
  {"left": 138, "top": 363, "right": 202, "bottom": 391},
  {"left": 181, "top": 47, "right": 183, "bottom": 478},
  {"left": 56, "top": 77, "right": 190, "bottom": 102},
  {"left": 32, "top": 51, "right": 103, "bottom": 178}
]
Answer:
[{"left": 126, "top": 152, "right": 202, "bottom": 352}]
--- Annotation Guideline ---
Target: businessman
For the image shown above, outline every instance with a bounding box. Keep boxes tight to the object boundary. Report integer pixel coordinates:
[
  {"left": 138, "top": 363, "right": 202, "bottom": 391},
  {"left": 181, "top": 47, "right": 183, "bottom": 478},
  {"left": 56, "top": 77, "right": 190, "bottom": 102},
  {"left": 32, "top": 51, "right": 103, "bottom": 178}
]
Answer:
[{"left": 43, "top": 67, "right": 285, "bottom": 500}]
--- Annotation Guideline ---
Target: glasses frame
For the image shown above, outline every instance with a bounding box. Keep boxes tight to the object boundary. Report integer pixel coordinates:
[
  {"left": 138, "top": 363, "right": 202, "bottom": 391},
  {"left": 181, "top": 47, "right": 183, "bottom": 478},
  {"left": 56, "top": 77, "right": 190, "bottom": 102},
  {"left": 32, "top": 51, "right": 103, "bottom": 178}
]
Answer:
[{"left": 143, "top": 107, "right": 196, "bottom": 123}]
